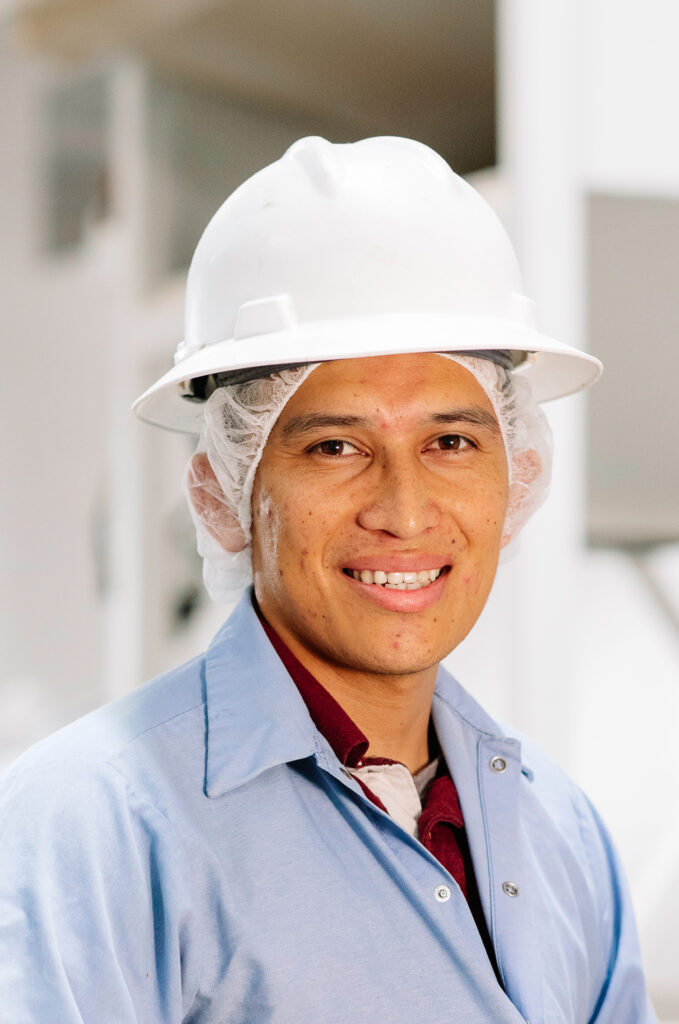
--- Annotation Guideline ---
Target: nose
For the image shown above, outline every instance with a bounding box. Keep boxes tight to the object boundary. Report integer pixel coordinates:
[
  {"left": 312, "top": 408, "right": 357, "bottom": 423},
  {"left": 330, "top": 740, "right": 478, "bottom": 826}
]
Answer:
[{"left": 356, "top": 453, "right": 441, "bottom": 538}]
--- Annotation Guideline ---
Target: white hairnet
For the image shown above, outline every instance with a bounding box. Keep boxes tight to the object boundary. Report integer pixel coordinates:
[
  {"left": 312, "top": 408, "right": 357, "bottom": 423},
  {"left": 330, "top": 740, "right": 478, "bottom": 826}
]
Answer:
[{"left": 184, "top": 356, "right": 552, "bottom": 601}]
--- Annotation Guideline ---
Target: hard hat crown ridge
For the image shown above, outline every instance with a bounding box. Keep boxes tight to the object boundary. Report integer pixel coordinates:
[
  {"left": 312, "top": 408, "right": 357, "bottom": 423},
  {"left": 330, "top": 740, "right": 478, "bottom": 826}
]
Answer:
[
  {"left": 287, "top": 135, "right": 347, "bottom": 196},
  {"left": 186, "top": 135, "right": 524, "bottom": 325},
  {"left": 134, "top": 135, "right": 602, "bottom": 433}
]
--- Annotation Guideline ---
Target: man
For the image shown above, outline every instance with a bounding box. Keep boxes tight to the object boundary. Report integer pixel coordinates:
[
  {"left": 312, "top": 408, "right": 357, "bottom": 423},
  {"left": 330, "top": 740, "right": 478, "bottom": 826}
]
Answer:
[{"left": 0, "top": 137, "right": 655, "bottom": 1021}]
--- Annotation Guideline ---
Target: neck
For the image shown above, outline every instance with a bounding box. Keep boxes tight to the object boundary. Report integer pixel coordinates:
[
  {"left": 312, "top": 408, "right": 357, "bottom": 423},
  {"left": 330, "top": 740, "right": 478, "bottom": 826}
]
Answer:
[
  {"left": 313, "top": 662, "right": 437, "bottom": 774},
  {"left": 265, "top": 615, "right": 437, "bottom": 774}
]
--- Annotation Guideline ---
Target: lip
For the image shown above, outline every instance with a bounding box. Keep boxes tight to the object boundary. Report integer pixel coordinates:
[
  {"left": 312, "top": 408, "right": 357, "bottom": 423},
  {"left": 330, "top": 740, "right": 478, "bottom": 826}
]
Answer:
[
  {"left": 342, "top": 556, "right": 449, "bottom": 574},
  {"left": 341, "top": 564, "right": 451, "bottom": 612}
]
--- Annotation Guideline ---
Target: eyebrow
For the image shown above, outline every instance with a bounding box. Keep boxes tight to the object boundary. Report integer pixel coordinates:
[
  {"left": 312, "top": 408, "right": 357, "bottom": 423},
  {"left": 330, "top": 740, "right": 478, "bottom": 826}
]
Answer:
[
  {"left": 280, "top": 406, "right": 499, "bottom": 438},
  {"left": 431, "top": 407, "right": 500, "bottom": 434},
  {"left": 281, "top": 414, "right": 368, "bottom": 438}
]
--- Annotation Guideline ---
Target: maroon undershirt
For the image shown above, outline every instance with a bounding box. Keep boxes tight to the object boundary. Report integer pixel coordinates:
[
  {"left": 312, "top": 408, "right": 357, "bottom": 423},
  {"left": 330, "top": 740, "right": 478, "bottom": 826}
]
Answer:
[{"left": 257, "top": 608, "right": 501, "bottom": 979}]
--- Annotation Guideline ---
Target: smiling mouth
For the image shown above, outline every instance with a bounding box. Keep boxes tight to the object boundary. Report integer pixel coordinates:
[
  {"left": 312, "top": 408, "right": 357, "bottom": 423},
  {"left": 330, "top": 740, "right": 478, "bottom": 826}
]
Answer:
[{"left": 342, "top": 567, "right": 449, "bottom": 591}]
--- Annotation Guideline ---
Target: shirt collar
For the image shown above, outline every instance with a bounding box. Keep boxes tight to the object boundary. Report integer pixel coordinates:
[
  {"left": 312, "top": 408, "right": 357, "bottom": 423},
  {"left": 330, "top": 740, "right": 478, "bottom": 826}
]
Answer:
[
  {"left": 419, "top": 774, "right": 465, "bottom": 830},
  {"left": 255, "top": 605, "right": 369, "bottom": 769},
  {"left": 204, "top": 591, "right": 321, "bottom": 798},
  {"left": 204, "top": 588, "right": 532, "bottom": 797}
]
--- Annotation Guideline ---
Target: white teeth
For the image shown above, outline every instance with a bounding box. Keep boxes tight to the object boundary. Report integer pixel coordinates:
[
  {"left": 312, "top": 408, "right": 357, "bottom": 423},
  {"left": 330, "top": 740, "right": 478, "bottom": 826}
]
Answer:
[{"left": 348, "top": 567, "right": 443, "bottom": 590}]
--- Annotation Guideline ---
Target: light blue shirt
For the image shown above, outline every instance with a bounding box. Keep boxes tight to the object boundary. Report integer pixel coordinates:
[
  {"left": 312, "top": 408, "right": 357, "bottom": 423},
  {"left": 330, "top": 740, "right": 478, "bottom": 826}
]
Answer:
[{"left": 0, "top": 592, "right": 655, "bottom": 1023}]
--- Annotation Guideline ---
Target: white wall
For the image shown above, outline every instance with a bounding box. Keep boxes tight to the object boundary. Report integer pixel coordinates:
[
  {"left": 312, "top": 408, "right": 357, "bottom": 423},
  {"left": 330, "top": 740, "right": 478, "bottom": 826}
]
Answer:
[
  {"left": 584, "top": 0, "right": 679, "bottom": 196},
  {"left": 0, "top": 44, "right": 114, "bottom": 762}
]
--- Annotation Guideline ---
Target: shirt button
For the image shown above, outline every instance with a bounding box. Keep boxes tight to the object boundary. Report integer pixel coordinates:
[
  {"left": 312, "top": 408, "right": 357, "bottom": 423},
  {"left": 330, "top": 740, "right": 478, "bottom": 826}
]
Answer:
[
  {"left": 489, "top": 755, "right": 508, "bottom": 773},
  {"left": 502, "top": 880, "right": 520, "bottom": 897},
  {"left": 434, "top": 884, "right": 451, "bottom": 903}
]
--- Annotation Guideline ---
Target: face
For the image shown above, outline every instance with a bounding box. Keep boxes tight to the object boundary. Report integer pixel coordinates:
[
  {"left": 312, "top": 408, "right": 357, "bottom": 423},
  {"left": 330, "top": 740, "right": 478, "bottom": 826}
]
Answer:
[{"left": 251, "top": 353, "right": 509, "bottom": 680}]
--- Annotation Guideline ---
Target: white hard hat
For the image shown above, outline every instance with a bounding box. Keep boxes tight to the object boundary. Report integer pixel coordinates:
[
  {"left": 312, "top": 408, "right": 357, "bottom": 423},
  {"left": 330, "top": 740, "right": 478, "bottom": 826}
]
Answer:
[{"left": 133, "top": 135, "right": 602, "bottom": 433}]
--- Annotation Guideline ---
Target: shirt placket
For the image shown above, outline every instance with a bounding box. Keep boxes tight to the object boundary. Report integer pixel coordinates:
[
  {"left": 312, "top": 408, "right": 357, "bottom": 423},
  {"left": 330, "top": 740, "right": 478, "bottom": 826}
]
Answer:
[
  {"left": 314, "top": 744, "right": 527, "bottom": 1021},
  {"left": 475, "top": 736, "right": 545, "bottom": 1024}
]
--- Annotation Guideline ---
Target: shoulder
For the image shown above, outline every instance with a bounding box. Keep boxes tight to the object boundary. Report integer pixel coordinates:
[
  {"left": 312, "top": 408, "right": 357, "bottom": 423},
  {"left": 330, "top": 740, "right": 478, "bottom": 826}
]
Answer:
[
  {"left": 501, "top": 723, "right": 606, "bottom": 839},
  {"left": 0, "top": 650, "right": 209, "bottom": 840},
  {"left": 0, "top": 659, "right": 214, "bottom": 1023},
  {"left": 435, "top": 666, "right": 616, "bottom": 876},
  {"left": 489, "top": 719, "right": 632, "bottom": 937},
  {"left": 3, "top": 651, "right": 206, "bottom": 777},
  {"left": 0, "top": 650, "right": 216, "bottom": 918}
]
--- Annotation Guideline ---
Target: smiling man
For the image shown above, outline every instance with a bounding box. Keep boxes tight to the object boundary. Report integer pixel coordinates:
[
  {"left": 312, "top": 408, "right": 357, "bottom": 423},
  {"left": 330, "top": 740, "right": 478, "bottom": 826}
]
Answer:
[
  {"left": 0, "top": 137, "right": 656, "bottom": 1022},
  {"left": 248, "top": 355, "right": 509, "bottom": 770}
]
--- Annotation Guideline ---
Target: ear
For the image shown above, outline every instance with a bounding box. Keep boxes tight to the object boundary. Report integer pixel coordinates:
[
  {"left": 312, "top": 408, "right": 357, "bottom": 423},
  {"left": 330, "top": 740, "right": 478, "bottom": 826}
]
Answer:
[
  {"left": 501, "top": 449, "right": 541, "bottom": 548},
  {"left": 187, "top": 452, "right": 247, "bottom": 553}
]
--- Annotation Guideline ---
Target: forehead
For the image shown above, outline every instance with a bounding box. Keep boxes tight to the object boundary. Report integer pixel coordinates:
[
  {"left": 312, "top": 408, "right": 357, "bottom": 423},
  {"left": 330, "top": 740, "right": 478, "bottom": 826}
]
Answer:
[{"left": 276, "top": 353, "right": 495, "bottom": 422}]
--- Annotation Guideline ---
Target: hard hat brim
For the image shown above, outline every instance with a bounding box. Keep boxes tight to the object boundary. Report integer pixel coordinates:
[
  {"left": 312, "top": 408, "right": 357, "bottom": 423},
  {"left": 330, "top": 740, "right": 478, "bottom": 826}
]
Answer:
[{"left": 132, "top": 312, "right": 602, "bottom": 434}]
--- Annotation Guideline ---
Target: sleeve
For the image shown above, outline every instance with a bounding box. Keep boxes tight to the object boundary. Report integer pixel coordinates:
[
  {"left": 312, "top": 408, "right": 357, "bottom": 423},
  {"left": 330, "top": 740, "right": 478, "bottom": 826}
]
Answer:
[
  {"left": 575, "top": 791, "right": 658, "bottom": 1024},
  {"left": 0, "top": 760, "right": 194, "bottom": 1023}
]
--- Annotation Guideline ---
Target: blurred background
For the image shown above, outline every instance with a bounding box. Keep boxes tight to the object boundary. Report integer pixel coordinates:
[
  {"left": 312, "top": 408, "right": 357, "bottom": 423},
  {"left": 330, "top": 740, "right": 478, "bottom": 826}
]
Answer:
[{"left": 0, "top": 0, "right": 677, "bottom": 1014}]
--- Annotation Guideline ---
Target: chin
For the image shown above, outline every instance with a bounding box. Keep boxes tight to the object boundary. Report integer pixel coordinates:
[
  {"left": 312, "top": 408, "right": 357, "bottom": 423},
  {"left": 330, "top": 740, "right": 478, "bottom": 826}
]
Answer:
[{"left": 331, "top": 638, "right": 451, "bottom": 679}]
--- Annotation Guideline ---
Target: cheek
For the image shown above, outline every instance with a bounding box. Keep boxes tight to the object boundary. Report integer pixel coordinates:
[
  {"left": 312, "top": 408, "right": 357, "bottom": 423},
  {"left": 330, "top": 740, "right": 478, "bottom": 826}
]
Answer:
[
  {"left": 483, "top": 467, "right": 510, "bottom": 530},
  {"left": 253, "top": 483, "right": 322, "bottom": 576},
  {"left": 455, "top": 478, "right": 508, "bottom": 536},
  {"left": 450, "top": 481, "right": 507, "bottom": 589},
  {"left": 489, "top": 490, "right": 509, "bottom": 535},
  {"left": 251, "top": 486, "right": 283, "bottom": 573}
]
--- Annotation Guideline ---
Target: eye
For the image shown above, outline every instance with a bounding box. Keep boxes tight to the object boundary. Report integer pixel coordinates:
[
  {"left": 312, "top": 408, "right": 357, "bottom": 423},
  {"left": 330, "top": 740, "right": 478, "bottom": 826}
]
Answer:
[
  {"left": 427, "top": 434, "right": 475, "bottom": 452},
  {"left": 311, "top": 439, "right": 361, "bottom": 457}
]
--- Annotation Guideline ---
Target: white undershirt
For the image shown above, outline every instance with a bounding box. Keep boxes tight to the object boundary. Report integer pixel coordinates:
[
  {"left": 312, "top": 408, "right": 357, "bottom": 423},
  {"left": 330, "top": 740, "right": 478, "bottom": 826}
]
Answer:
[{"left": 346, "top": 757, "right": 440, "bottom": 836}]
